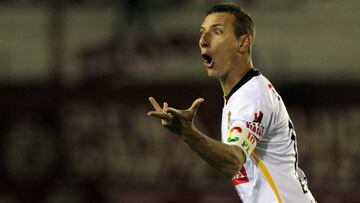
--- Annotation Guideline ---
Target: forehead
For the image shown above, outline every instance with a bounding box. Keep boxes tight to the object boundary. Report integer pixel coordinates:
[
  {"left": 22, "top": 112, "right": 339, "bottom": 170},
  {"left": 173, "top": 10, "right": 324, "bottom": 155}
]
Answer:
[{"left": 201, "top": 12, "right": 235, "bottom": 29}]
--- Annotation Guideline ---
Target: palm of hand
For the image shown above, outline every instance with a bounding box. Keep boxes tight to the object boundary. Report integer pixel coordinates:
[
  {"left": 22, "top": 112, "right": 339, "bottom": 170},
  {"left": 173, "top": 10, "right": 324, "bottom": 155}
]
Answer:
[{"left": 147, "top": 97, "right": 204, "bottom": 136}]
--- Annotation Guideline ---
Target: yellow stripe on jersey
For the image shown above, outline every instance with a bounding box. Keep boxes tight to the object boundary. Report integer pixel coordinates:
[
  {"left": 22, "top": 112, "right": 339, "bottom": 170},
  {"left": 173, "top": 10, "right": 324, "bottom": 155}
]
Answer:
[{"left": 252, "top": 152, "right": 282, "bottom": 203}]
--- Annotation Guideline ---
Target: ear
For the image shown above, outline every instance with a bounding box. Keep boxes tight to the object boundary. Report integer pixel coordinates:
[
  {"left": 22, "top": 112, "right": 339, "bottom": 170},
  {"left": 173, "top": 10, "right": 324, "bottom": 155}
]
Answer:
[{"left": 238, "top": 34, "right": 253, "bottom": 54}]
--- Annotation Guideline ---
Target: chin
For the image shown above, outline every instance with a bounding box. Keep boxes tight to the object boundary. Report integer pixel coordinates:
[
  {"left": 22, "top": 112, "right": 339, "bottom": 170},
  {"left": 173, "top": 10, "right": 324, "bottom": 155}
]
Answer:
[
  {"left": 207, "top": 70, "right": 215, "bottom": 77},
  {"left": 207, "top": 69, "right": 221, "bottom": 78}
]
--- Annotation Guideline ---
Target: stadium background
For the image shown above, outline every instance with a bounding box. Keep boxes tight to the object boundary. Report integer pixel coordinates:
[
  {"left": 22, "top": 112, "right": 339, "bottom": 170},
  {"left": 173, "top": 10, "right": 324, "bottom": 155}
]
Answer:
[{"left": 0, "top": 0, "right": 359, "bottom": 202}]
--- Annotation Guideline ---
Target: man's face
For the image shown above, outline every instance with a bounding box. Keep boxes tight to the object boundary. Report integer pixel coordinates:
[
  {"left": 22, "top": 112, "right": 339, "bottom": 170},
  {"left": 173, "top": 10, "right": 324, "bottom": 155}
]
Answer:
[{"left": 199, "top": 12, "right": 239, "bottom": 78}]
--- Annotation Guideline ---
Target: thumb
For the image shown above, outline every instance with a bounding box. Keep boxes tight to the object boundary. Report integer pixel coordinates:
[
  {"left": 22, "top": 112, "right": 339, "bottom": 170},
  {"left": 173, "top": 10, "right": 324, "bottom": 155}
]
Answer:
[{"left": 189, "top": 98, "right": 204, "bottom": 112}]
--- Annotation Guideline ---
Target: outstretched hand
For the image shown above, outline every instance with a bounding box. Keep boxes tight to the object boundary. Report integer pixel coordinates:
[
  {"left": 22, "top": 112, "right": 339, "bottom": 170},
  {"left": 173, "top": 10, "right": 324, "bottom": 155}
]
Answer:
[{"left": 147, "top": 97, "right": 204, "bottom": 136}]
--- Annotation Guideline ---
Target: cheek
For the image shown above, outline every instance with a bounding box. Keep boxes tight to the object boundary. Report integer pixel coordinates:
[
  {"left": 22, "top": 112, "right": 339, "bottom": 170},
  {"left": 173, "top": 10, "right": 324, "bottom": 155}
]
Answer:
[
  {"left": 213, "top": 38, "right": 238, "bottom": 62},
  {"left": 217, "top": 43, "right": 238, "bottom": 68},
  {"left": 220, "top": 44, "right": 237, "bottom": 61}
]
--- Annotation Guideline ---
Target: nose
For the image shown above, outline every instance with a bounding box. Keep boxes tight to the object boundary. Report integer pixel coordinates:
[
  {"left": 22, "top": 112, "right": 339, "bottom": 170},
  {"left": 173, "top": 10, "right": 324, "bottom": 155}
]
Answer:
[{"left": 199, "top": 32, "right": 209, "bottom": 49}]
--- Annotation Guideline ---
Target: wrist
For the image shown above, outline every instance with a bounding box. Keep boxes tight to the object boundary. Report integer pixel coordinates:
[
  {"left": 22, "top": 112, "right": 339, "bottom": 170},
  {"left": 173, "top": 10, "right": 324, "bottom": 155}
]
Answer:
[{"left": 181, "top": 125, "right": 200, "bottom": 142}]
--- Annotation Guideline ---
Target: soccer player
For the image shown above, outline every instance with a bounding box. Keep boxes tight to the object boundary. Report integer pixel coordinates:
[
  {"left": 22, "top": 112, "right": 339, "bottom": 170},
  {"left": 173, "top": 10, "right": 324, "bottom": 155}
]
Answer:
[{"left": 147, "top": 3, "right": 316, "bottom": 203}]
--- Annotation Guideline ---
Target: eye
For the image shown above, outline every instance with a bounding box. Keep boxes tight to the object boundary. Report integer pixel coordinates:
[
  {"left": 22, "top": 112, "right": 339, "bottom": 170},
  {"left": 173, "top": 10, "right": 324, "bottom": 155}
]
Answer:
[{"left": 214, "top": 28, "right": 223, "bottom": 34}]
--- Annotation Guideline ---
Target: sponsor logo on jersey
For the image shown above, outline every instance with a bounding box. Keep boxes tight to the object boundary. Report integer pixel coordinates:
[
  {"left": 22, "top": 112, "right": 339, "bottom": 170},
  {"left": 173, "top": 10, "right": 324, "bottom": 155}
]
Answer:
[
  {"left": 227, "top": 126, "right": 242, "bottom": 142},
  {"left": 232, "top": 167, "right": 249, "bottom": 185},
  {"left": 227, "top": 126, "right": 257, "bottom": 157},
  {"left": 245, "top": 121, "right": 264, "bottom": 138},
  {"left": 245, "top": 111, "right": 265, "bottom": 138}
]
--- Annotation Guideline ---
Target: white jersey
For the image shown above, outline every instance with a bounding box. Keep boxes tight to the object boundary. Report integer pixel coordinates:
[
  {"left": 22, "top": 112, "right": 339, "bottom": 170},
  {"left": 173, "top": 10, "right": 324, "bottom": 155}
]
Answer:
[{"left": 221, "top": 69, "right": 316, "bottom": 203}]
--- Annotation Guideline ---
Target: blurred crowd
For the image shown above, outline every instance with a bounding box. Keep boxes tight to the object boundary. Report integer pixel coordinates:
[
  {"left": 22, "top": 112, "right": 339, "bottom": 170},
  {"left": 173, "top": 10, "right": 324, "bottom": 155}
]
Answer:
[{"left": 0, "top": 0, "right": 359, "bottom": 202}]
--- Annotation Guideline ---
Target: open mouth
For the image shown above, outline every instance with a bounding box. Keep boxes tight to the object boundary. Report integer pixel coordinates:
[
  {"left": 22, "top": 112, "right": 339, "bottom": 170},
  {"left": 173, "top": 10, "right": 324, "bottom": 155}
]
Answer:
[{"left": 202, "top": 54, "right": 214, "bottom": 67}]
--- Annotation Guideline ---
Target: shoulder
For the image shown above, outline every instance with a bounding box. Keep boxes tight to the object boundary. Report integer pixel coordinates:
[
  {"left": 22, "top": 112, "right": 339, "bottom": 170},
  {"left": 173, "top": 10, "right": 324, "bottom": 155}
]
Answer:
[
  {"left": 227, "top": 76, "right": 261, "bottom": 116},
  {"left": 229, "top": 74, "right": 269, "bottom": 107},
  {"left": 227, "top": 74, "right": 276, "bottom": 123},
  {"left": 226, "top": 75, "right": 275, "bottom": 140}
]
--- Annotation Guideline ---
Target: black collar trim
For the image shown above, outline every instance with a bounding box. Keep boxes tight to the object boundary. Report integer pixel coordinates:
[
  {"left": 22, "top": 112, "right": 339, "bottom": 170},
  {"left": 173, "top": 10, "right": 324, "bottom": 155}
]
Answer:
[{"left": 224, "top": 68, "right": 260, "bottom": 103}]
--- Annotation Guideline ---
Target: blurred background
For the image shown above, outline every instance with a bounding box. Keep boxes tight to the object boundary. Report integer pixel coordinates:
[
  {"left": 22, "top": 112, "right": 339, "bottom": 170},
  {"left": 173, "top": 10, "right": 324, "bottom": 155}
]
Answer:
[{"left": 0, "top": 0, "right": 359, "bottom": 202}]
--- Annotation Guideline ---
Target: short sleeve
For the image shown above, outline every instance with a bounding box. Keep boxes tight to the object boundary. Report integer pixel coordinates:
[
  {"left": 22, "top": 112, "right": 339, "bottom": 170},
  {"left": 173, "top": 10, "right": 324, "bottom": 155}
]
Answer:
[{"left": 227, "top": 89, "right": 271, "bottom": 142}]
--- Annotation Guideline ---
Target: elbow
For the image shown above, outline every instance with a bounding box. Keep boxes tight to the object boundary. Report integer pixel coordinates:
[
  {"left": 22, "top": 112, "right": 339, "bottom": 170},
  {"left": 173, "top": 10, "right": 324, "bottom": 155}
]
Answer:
[
  {"left": 222, "top": 146, "right": 246, "bottom": 178},
  {"left": 222, "top": 167, "right": 240, "bottom": 179},
  {"left": 223, "top": 159, "right": 244, "bottom": 179}
]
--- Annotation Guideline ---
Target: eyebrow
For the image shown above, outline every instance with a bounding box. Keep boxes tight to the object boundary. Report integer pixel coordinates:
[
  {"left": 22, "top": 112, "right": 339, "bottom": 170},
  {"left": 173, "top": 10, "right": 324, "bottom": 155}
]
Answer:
[{"left": 200, "top": 23, "right": 224, "bottom": 30}]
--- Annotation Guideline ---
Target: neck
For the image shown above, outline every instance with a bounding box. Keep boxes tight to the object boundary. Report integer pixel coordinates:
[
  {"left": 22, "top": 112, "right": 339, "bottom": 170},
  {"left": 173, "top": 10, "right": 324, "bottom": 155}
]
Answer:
[{"left": 220, "top": 58, "right": 253, "bottom": 96}]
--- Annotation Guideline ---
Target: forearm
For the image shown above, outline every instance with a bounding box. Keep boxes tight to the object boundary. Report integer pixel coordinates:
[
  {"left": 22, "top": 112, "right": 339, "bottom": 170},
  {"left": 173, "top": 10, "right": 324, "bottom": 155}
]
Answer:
[
  {"left": 147, "top": 97, "right": 245, "bottom": 178},
  {"left": 181, "top": 126, "right": 245, "bottom": 178}
]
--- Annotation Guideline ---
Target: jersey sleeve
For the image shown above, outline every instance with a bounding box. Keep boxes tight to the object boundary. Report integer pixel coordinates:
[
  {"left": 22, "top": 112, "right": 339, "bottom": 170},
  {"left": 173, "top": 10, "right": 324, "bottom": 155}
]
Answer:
[{"left": 224, "top": 88, "right": 272, "bottom": 156}]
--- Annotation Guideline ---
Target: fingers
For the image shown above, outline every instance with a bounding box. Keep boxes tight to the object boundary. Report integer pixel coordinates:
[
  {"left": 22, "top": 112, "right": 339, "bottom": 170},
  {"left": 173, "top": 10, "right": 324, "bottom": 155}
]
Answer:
[
  {"left": 163, "top": 102, "right": 168, "bottom": 111},
  {"left": 147, "top": 111, "right": 174, "bottom": 120},
  {"left": 149, "top": 97, "right": 162, "bottom": 111},
  {"left": 189, "top": 98, "right": 204, "bottom": 111},
  {"left": 148, "top": 97, "right": 204, "bottom": 121},
  {"left": 166, "top": 98, "right": 204, "bottom": 119},
  {"left": 166, "top": 107, "right": 183, "bottom": 118},
  {"left": 147, "top": 97, "right": 173, "bottom": 121}
]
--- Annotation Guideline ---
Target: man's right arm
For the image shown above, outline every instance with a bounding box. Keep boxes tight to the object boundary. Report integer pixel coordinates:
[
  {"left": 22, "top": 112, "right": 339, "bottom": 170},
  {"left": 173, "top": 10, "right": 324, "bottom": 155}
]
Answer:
[
  {"left": 147, "top": 97, "right": 246, "bottom": 178},
  {"left": 181, "top": 125, "right": 246, "bottom": 178}
]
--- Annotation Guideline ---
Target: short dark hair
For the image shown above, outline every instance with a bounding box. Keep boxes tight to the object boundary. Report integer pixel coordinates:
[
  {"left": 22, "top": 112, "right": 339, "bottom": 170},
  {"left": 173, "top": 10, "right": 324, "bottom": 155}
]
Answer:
[{"left": 206, "top": 3, "right": 255, "bottom": 39}]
